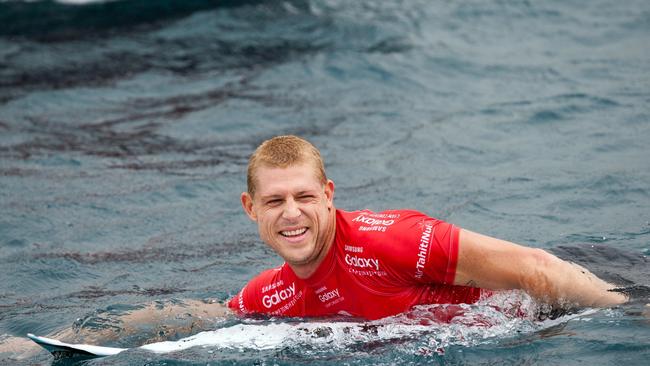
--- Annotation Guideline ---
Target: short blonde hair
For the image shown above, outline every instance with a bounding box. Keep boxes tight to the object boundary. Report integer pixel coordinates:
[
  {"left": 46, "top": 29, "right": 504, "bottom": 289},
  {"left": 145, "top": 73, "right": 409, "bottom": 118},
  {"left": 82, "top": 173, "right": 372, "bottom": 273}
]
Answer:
[{"left": 247, "top": 135, "right": 326, "bottom": 197}]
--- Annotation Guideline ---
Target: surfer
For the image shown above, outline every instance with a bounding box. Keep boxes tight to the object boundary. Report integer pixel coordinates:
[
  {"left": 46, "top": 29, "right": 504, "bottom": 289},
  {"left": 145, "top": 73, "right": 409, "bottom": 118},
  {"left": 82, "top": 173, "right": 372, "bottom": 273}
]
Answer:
[
  {"left": 226, "top": 135, "right": 626, "bottom": 319},
  {"left": 1, "top": 135, "right": 629, "bottom": 359}
]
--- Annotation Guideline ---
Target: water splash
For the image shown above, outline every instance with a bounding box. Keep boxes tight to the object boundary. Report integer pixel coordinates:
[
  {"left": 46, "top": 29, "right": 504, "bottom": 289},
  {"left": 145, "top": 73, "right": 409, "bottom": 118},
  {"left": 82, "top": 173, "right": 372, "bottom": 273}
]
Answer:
[{"left": 137, "top": 291, "right": 594, "bottom": 356}]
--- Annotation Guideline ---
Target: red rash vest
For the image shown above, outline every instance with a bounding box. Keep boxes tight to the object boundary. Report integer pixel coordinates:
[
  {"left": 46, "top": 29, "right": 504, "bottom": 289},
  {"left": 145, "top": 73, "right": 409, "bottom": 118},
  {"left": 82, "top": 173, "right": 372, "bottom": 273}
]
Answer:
[{"left": 228, "top": 209, "right": 484, "bottom": 320}]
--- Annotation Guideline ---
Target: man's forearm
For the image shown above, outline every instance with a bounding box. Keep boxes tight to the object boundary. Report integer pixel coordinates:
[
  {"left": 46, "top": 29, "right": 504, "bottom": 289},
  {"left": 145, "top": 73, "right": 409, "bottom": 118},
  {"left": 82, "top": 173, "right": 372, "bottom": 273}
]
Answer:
[
  {"left": 0, "top": 299, "right": 231, "bottom": 360},
  {"left": 520, "top": 248, "right": 627, "bottom": 307},
  {"left": 69, "top": 300, "right": 231, "bottom": 344}
]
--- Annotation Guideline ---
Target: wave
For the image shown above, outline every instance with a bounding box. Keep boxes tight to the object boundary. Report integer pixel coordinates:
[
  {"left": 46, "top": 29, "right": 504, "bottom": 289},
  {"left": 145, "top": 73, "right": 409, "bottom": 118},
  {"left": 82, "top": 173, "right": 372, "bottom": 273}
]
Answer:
[{"left": 0, "top": 0, "right": 275, "bottom": 40}]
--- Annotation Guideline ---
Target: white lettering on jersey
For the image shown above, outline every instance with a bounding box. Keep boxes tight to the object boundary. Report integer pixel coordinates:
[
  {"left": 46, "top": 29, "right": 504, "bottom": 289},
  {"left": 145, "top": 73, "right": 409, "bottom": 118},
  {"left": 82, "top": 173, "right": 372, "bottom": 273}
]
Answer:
[
  {"left": 238, "top": 285, "right": 247, "bottom": 313},
  {"left": 352, "top": 215, "right": 395, "bottom": 227},
  {"left": 262, "top": 282, "right": 296, "bottom": 308},
  {"left": 344, "top": 245, "right": 363, "bottom": 253},
  {"left": 345, "top": 253, "right": 380, "bottom": 271},
  {"left": 318, "top": 288, "right": 340, "bottom": 303},
  {"left": 414, "top": 223, "right": 434, "bottom": 279}
]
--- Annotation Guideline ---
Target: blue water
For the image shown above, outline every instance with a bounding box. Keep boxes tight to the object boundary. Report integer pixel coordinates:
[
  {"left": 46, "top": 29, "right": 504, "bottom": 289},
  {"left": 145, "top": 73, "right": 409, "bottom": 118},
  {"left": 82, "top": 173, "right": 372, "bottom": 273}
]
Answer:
[{"left": 1, "top": 0, "right": 649, "bottom": 364}]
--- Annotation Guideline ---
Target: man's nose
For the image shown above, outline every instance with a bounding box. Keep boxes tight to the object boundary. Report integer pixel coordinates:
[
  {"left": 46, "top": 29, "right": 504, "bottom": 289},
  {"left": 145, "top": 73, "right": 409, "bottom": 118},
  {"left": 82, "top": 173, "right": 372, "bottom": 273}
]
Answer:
[{"left": 282, "top": 198, "right": 301, "bottom": 219}]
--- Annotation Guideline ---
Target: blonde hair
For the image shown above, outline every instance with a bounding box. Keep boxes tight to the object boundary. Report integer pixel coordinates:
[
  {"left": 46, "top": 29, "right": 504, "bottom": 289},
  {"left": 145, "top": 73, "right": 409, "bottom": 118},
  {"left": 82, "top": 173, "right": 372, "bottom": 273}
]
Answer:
[{"left": 247, "top": 135, "right": 326, "bottom": 197}]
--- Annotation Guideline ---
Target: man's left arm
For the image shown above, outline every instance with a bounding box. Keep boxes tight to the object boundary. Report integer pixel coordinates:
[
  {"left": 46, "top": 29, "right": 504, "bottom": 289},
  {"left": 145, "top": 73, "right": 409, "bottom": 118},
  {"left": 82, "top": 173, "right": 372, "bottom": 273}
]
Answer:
[{"left": 454, "top": 229, "right": 627, "bottom": 307}]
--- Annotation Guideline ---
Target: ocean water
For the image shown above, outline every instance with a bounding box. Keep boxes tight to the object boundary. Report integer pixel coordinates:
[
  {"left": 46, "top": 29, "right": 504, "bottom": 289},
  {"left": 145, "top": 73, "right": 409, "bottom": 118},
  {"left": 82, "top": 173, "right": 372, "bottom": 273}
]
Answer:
[{"left": 1, "top": 0, "right": 649, "bottom": 364}]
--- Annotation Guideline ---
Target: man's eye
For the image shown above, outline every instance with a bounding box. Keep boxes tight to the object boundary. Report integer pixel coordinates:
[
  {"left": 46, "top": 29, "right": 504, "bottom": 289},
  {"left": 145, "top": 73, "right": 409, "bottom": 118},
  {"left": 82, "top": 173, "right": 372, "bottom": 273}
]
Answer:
[
  {"left": 299, "top": 195, "right": 315, "bottom": 201},
  {"left": 267, "top": 199, "right": 282, "bottom": 206}
]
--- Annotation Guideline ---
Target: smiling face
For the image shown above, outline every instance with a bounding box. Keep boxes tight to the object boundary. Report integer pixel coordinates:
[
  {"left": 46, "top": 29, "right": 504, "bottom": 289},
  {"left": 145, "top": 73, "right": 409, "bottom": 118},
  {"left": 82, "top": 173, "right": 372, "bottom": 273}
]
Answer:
[{"left": 241, "top": 162, "right": 336, "bottom": 278}]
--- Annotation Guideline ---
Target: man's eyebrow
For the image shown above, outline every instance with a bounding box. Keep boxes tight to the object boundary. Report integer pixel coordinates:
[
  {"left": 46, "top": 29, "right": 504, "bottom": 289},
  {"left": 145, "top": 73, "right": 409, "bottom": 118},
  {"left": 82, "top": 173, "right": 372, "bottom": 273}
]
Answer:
[
  {"left": 260, "top": 194, "right": 283, "bottom": 200},
  {"left": 296, "top": 190, "right": 316, "bottom": 195},
  {"left": 259, "top": 189, "right": 317, "bottom": 200}
]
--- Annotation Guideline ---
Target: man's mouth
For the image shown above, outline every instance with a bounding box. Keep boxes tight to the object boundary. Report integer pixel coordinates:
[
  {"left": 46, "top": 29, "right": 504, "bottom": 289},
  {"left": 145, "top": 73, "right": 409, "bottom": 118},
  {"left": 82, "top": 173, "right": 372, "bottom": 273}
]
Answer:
[{"left": 280, "top": 227, "right": 308, "bottom": 238}]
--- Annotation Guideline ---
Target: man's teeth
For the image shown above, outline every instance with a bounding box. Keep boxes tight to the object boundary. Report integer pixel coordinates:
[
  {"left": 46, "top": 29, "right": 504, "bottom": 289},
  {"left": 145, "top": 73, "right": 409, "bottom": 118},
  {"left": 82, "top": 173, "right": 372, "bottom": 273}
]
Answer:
[{"left": 281, "top": 228, "right": 307, "bottom": 237}]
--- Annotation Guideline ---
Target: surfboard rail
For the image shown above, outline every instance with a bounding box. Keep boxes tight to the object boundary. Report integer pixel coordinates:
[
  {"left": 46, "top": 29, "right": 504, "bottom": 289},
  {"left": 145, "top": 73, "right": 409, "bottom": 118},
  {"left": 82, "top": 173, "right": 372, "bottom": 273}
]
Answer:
[{"left": 27, "top": 333, "right": 126, "bottom": 358}]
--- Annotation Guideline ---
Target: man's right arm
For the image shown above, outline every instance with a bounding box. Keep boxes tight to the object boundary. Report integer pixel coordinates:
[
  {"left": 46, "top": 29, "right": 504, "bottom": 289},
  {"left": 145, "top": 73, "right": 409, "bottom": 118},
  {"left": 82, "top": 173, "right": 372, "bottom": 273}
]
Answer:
[
  {"left": 0, "top": 300, "right": 231, "bottom": 360},
  {"left": 454, "top": 229, "right": 627, "bottom": 307}
]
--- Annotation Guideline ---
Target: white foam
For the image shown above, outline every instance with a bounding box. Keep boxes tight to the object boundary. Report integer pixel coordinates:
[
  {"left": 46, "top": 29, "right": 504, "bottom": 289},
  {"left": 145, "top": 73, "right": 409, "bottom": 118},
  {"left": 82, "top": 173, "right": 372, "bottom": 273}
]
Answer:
[{"left": 137, "top": 294, "right": 597, "bottom": 355}]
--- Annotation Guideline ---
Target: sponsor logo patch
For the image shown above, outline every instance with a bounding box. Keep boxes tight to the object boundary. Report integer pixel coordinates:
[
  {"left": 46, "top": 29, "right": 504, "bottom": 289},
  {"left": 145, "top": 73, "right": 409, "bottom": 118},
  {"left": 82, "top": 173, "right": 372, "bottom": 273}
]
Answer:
[
  {"left": 318, "top": 288, "right": 340, "bottom": 302},
  {"left": 345, "top": 253, "right": 380, "bottom": 271},
  {"left": 315, "top": 286, "right": 344, "bottom": 308},
  {"left": 238, "top": 285, "right": 247, "bottom": 313},
  {"left": 344, "top": 245, "right": 363, "bottom": 253},
  {"left": 414, "top": 223, "right": 434, "bottom": 279},
  {"left": 352, "top": 213, "right": 399, "bottom": 232},
  {"left": 261, "top": 280, "right": 284, "bottom": 294},
  {"left": 262, "top": 282, "right": 296, "bottom": 309}
]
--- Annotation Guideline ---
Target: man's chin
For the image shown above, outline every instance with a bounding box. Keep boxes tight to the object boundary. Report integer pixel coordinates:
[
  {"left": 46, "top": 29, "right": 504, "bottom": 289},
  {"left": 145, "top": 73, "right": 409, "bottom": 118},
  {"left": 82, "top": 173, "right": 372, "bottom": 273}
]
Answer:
[
  {"left": 281, "top": 250, "right": 316, "bottom": 267},
  {"left": 283, "top": 255, "right": 312, "bottom": 266}
]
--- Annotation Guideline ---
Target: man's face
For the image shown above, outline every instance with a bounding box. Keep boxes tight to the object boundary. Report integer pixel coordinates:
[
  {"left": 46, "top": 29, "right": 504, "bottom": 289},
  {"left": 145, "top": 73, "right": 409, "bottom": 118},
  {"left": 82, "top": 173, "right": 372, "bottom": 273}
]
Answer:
[{"left": 241, "top": 162, "right": 335, "bottom": 274}]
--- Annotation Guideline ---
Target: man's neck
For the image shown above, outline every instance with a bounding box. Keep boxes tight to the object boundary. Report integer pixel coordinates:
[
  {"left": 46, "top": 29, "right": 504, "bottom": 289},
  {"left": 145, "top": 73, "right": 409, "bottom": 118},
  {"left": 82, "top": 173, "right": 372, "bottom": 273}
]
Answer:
[{"left": 289, "top": 207, "right": 337, "bottom": 279}]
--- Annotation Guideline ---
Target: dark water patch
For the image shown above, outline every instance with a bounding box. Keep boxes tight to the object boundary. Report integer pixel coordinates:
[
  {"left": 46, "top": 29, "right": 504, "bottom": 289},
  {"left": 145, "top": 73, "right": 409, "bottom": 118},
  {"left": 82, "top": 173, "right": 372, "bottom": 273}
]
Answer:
[
  {"left": 1, "top": 30, "right": 324, "bottom": 105},
  {"left": 0, "top": 167, "right": 41, "bottom": 177},
  {"left": 505, "top": 176, "right": 534, "bottom": 183},
  {"left": 30, "top": 239, "right": 260, "bottom": 265},
  {"left": 109, "top": 158, "right": 228, "bottom": 172},
  {"left": 0, "top": 0, "right": 413, "bottom": 105},
  {"left": 0, "top": 49, "right": 151, "bottom": 100},
  {"left": 0, "top": 75, "right": 310, "bottom": 162},
  {"left": 527, "top": 110, "right": 563, "bottom": 124},
  {"left": 107, "top": 76, "right": 300, "bottom": 125},
  {"left": 492, "top": 91, "right": 624, "bottom": 126},
  {"left": 451, "top": 1, "right": 567, "bottom": 23},
  {"left": 582, "top": 174, "right": 649, "bottom": 199},
  {"left": 0, "top": 0, "right": 270, "bottom": 41},
  {"left": 66, "top": 286, "right": 185, "bottom": 300},
  {"left": 1, "top": 118, "right": 213, "bottom": 160},
  {"left": 549, "top": 93, "right": 621, "bottom": 108},
  {"left": 4, "top": 238, "right": 26, "bottom": 248},
  {"left": 550, "top": 244, "right": 649, "bottom": 290},
  {"left": 366, "top": 36, "right": 412, "bottom": 54},
  {"left": 621, "top": 9, "right": 650, "bottom": 30},
  {"left": 33, "top": 247, "right": 198, "bottom": 265}
]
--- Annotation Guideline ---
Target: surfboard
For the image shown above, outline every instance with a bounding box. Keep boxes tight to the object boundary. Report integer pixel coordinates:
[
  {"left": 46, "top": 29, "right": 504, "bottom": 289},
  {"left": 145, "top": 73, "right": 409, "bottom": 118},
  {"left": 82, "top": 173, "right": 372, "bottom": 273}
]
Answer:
[{"left": 27, "top": 333, "right": 126, "bottom": 358}]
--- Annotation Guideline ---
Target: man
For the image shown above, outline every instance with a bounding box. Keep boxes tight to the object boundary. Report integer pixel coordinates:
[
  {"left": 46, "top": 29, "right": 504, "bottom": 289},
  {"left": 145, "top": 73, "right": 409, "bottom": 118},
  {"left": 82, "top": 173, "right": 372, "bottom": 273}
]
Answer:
[
  {"left": 0, "top": 135, "right": 627, "bottom": 358},
  {"left": 229, "top": 135, "right": 626, "bottom": 320}
]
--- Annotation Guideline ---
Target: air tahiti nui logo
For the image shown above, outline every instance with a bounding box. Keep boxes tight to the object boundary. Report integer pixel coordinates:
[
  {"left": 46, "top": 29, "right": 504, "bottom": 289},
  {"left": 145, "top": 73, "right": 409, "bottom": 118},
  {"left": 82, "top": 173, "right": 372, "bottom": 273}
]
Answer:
[{"left": 414, "top": 222, "right": 434, "bottom": 279}]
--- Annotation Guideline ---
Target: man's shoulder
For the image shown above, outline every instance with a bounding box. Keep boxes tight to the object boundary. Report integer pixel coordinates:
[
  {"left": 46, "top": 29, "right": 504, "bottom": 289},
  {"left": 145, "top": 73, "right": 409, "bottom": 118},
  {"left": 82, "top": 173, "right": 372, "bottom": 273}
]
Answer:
[
  {"left": 336, "top": 208, "right": 425, "bottom": 224},
  {"left": 334, "top": 208, "right": 432, "bottom": 256},
  {"left": 232, "top": 264, "right": 304, "bottom": 316},
  {"left": 335, "top": 208, "right": 430, "bottom": 236},
  {"left": 245, "top": 263, "right": 296, "bottom": 290}
]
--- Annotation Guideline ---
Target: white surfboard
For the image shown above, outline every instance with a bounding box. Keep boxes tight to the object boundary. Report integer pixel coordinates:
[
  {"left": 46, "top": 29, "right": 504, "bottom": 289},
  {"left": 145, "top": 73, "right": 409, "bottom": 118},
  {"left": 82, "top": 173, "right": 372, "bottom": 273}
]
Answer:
[
  {"left": 27, "top": 333, "right": 126, "bottom": 357},
  {"left": 27, "top": 322, "right": 357, "bottom": 358}
]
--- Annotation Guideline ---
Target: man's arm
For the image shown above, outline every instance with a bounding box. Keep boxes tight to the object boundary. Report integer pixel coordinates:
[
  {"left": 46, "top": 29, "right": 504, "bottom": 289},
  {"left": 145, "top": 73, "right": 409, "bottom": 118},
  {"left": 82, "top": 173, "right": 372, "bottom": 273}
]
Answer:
[
  {"left": 0, "top": 300, "right": 231, "bottom": 360},
  {"left": 454, "top": 229, "right": 627, "bottom": 307}
]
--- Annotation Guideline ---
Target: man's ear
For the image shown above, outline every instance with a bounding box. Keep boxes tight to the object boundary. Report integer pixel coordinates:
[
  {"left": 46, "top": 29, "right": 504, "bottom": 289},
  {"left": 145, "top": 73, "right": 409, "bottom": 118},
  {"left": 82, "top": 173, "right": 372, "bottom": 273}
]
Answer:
[
  {"left": 324, "top": 180, "right": 335, "bottom": 210},
  {"left": 241, "top": 192, "right": 257, "bottom": 221}
]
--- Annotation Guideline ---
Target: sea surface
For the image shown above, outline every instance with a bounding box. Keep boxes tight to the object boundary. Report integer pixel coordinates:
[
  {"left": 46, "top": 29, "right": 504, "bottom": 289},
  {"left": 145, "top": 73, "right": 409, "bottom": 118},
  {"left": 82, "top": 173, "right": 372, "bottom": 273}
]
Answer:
[{"left": 1, "top": 0, "right": 649, "bottom": 365}]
